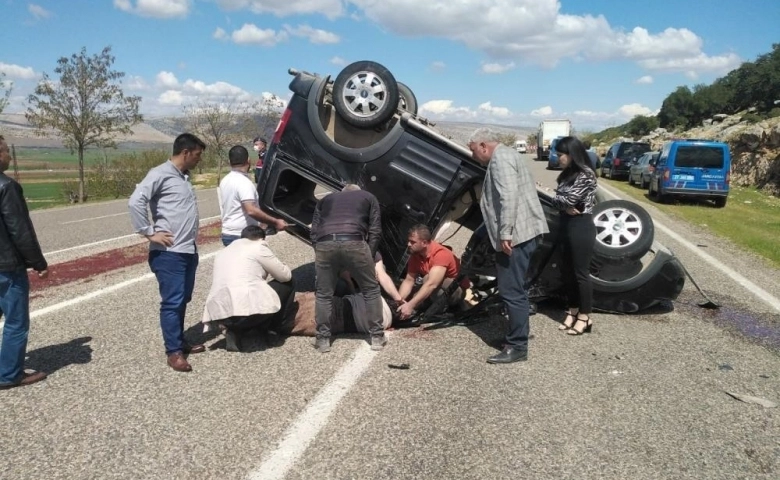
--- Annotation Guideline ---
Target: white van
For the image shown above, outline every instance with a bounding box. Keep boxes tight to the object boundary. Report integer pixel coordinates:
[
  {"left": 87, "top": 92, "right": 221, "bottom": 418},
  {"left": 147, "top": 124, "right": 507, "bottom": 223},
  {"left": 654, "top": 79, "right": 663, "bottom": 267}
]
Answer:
[{"left": 515, "top": 140, "right": 528, "bottom": 153}]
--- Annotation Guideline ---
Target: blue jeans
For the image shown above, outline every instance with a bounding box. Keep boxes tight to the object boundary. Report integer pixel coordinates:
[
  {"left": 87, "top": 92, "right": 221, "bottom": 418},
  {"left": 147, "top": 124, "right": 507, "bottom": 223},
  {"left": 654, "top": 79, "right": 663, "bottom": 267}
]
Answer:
[
  {"left": 148, "top": 251, "right": 199, "bottom": 355},
  {"left": 0, "top": 269, "right": 31, "bottom": 384},
  {"left": 221, "top": 234, "right": 240, "bottom": 247},
  {"left": 495, "top": 237, "right": 539, "bottom": 350}
]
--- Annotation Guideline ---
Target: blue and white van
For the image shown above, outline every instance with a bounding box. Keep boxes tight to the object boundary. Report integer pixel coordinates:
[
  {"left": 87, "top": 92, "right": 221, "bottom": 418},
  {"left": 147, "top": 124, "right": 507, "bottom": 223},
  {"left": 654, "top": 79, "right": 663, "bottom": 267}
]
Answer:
[{"left": 648, "top": 139, "right": 731, "bottom": 208}]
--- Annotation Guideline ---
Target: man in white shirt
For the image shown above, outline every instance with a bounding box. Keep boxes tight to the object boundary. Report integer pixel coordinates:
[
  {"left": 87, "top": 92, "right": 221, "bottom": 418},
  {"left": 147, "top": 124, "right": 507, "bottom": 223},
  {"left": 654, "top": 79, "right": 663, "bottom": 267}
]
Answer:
[
  {"left": 219, "top": 145, "right": 287, "bottom": 246},
  {"left": 202, "top": 225, "right": 295, "bottom": 352}
]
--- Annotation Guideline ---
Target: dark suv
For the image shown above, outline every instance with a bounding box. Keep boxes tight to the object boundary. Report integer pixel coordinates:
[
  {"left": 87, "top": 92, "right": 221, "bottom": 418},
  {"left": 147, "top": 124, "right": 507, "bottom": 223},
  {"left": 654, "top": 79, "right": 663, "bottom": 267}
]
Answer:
[
  {"left": 601, "top": 141, "right": 652, "bottom": 180},
  {"left": 257, "top": 61, "right": 685, "bottom": 313}
]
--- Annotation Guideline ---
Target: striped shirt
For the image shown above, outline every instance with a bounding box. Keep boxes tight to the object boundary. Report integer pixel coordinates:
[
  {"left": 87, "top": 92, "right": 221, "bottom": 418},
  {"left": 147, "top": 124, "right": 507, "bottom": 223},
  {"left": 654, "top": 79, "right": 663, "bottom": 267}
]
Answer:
[
  {"left": 552, "top": 169, "right": 598, "bottom": 214},
  {"left": 128, "top": 160, "right": 200, "bottom": 254}
]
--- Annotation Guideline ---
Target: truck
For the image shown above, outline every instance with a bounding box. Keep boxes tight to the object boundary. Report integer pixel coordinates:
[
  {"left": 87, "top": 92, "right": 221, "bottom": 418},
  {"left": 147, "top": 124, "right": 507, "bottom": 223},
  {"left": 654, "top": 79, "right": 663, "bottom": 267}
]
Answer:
[{"left": 536, "top": 119, "right": 571, "bottom": 161}]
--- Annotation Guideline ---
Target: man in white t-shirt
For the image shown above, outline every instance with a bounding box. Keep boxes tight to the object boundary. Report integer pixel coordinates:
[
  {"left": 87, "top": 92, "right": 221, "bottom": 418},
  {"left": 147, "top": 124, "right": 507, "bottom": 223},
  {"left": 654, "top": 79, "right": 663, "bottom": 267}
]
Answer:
[{"left": 219, "top": 145, "right": 288, "bottom": 246}]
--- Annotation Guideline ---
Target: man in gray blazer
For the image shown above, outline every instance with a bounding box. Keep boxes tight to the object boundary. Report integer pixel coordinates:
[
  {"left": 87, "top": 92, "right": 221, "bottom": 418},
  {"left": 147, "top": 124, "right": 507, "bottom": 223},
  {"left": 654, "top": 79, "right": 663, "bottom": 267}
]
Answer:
[{"left": 468, "top": 128, "right": 549, "bottom": 364}]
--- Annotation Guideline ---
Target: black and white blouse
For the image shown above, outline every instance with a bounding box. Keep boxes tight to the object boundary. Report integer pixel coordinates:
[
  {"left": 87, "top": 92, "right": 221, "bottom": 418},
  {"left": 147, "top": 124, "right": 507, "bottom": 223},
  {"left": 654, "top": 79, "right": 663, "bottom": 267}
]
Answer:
[{"left": 551, "top": 170, "right": 598, "bottom": 214}]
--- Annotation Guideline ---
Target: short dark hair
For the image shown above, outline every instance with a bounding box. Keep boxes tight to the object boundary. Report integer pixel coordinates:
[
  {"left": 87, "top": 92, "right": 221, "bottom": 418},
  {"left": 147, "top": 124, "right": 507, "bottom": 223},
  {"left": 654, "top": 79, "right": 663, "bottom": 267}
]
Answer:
[
  {"left": 228, "top": 145, "right": 250, "bottom": 166},
  {"left": 241, "top": 225, "right": 266, "bottom": 240},
  {"left": 253, "top": 136, "right": 267, "bottom": 144},
  {"left": 408, "top": 224, "right": 432, "bottom": 242},
  {"left": 172, "top": 133, "right": 206, "bottom": 156}
]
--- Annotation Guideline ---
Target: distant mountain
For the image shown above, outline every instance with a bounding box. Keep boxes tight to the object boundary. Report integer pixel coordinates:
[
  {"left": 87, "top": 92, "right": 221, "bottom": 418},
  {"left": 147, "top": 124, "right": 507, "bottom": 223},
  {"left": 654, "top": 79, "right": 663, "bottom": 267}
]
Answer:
[{"left": 434, "top": 121, "right": 536, "bottom": 144}]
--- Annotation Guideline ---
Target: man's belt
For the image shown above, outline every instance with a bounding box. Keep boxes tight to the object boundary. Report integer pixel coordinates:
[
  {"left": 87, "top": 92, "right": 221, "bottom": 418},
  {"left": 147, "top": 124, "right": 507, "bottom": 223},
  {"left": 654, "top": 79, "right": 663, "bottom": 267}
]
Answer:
[{"left": 317, "top": 233, "right": 365, "bottom": 242}]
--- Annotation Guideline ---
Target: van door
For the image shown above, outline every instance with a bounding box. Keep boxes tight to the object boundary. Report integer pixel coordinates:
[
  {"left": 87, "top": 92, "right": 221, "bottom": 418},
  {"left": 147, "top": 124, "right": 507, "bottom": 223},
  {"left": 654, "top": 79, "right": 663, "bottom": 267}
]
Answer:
[{"left": 670, "top": 145, "right": 727, "bottom": 193}]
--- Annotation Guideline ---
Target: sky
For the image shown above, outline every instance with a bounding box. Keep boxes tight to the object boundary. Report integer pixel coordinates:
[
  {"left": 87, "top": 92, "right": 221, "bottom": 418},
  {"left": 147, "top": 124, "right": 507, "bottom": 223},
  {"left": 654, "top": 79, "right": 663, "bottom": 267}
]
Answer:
[{"left": 1, "top": 0, "right": 778, "bottom": 131}]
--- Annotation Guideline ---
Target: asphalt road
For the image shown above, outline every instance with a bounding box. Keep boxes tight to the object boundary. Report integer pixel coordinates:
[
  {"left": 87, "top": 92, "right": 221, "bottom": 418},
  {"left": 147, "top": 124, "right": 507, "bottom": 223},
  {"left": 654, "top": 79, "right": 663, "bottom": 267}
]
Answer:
[{"left": 2, "top": 158, "right": 779, "bottom": 480}]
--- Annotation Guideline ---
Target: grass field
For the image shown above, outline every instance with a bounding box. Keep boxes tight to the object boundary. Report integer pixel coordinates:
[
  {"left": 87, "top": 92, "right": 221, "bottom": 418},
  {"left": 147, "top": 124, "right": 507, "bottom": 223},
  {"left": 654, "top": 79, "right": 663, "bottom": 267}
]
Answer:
[
  {"left": 602, "top": 178, "right": 780, "bottom": 268},
  {"left": 11, "top": 147, "right": 141, "bottom": 170}
]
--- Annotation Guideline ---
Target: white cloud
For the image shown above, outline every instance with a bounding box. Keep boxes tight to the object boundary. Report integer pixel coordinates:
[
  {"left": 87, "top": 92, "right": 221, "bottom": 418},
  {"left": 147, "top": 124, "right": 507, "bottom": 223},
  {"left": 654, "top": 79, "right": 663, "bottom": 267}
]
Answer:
[
  {"left": 330, "top": 56, "right": 348, "bottom": 66},
  {"left": 155, "top": 71, "right": 179, "bottom": 88},
  {"left": 213, "top": 27, "right": 228, "bottom": 40},
  {"left": 617, "top": 103, "right": 653, "bottom": 117},
  {"left": 430, "top": 61, "right": 446, "bottom": 71},
  {"left": 480, "top": 61, "right": 515, "bottom": 74},
  {"left": 231, "top": 24, "right": 289, "bottom": 46},
  {"left": 636, "top": 75, "right": 653, "bottom": 84},
  {"left": 419, "top": 100, "right": 473, "bottom": 118},
  {"left": 158, "top": 90, "right": 184, "bottom": 106},
  {"left": 531, "top": 106, "right": 553, "bottom": 116},
  {"left": 113, "top": 0, "right": 191, "bottom": 19},
  {"left": 348, "top": 0, "right": 741, "bottom": 77},
  {"left": 127, "top": 75, "right": 150, "bottom": 91},
  {"left": 28, "top": 4, "right": 52, "bottom": 19},
  {"left": 284, "top": 24, "right": 340, "bottom": 44},
  {"left": 0, "top": 62, "right": 37, "bottom": 80},
  {"left": 478, "top": 101, "right": 511, "bottom": 118},
  {"left": 215, "top": 0, "right": 344, "bottom": 19}
]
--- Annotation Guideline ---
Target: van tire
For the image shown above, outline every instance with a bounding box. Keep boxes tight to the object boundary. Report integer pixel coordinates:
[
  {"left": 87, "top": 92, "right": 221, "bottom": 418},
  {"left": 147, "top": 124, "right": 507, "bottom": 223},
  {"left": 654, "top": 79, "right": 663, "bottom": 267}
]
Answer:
[
  {"left": 714, "top": 197, "right": 728, "bottom": 208},
  {"left": 397, "top": 82, "right": 417, "bottom": 115},
  {"left": 592, "top": 200, "right": 654, "bottom": 264}
]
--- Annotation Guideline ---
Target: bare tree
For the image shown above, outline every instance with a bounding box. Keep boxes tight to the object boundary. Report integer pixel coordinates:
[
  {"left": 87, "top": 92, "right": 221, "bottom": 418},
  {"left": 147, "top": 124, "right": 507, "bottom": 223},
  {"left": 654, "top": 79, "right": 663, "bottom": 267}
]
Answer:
[
  {"left": 25, "top": 46, "right": 142, "bottom": 202},
  {"left": 0, "top": 72, "right": 11, "bottom": 115},
  {"left": 184, "top": 95, "right": 282, "bottom": 181}
]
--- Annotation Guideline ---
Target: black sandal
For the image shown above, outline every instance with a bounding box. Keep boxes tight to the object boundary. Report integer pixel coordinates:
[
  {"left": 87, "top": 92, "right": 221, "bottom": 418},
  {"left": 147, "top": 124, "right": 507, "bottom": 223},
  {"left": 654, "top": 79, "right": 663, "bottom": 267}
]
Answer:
[
  {"left": 567, "top": 315, "right": 592, "bottom": 335},
  {"left": 558, "top": 311, "right": 577, "bottom": 330}
]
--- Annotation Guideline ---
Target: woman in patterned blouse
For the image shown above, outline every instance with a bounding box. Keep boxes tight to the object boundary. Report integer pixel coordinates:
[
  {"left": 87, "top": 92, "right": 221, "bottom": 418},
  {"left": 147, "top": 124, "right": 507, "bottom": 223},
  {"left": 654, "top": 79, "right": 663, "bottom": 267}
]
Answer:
[{"left": 550, "top": 136, "right": 598, "bottom": 335}]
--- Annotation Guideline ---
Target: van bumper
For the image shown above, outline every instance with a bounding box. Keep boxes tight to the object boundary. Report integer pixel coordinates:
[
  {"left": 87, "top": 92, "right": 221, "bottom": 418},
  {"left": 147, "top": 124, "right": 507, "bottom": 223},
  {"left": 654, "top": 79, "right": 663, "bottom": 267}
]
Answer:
[{"left": 662, "top": 188, "right": 729, "bottom": 197}]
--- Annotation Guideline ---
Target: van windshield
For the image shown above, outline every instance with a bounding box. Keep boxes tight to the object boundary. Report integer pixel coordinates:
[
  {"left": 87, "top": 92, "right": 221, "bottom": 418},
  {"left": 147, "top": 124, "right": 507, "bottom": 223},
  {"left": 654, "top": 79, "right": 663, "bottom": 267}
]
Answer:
[{"left": 675, "top": 146, "right": 724, "bottom": 168}]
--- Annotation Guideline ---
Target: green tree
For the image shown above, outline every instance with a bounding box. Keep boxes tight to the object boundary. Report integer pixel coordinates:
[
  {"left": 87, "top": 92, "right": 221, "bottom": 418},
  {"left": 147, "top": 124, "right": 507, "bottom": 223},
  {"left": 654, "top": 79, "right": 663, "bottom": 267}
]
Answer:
[
  {"left": 526, "top": 133, "right": 538, "bottom": 146},
  {"left": 184, "top": 96, "right": 281, "bottom": 181},
  {"left": 626, "top": 115, "right": 659, "bottom": 137},
  {"left": 0, "top": 72, "right": 11, "bottom": 115},
  {"left": 26, "top": 46, "right": 142, "bottom": 202},
  {"left": 658, "top": 86, "right": 694, "bottom": 129}
]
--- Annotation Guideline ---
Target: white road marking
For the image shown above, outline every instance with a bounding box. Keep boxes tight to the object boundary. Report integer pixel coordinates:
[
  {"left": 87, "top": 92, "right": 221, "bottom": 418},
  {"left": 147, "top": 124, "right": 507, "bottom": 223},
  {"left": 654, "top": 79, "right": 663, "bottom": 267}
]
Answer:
[
  {"left": 43, "top": 216, "right": 221, "bottom": 256},
  {"left": 28, "top": 250, "right": 219, "bottom": 320},
  {"left": 60, "top": 212, "right": 128, "bottom": 225},
  {"left": 600, "top": 185, "right": 780, "bottom": 313},
  {"left": 247, "top": 342, "right": 380, "bottom": 480}
]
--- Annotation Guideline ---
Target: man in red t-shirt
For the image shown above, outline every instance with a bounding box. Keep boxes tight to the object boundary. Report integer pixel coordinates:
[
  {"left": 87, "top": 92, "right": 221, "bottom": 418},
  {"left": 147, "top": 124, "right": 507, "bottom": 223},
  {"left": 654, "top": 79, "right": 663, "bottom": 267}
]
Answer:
[{"left": 396, "top": 224, "right": 466, "bottom": 321}]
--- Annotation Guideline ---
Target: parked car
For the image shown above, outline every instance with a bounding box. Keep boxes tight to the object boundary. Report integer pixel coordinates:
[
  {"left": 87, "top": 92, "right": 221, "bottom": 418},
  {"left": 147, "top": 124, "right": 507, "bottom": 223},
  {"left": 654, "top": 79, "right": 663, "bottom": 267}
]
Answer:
[
  {"left": 546, "top": 137, "right": 565, "bottom": 170},
  {"left": 628, "top": 152, "right": 659, "bottom": 188},
  {"left": 601, "top": 141, "right": 652, "bottom": 180},
  {"left": 648, "top": 139, "right": 731, "bottom": 208},
  {"left": 257, "top": 61, "right": 686, "bottom": 313}
]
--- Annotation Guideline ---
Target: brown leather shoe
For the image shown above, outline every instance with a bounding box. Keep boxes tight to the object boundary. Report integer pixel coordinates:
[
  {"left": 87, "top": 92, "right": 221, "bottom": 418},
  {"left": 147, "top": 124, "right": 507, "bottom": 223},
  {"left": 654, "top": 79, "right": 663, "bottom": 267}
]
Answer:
[
  {"left": 167, "top": 353, "right": 192, "bottom": 372},
  {"left": 0, "top": 370, "right": 48, "bottom": 389},
  {"left": 183, "top": 343, "right": 205, "bottom": 354},
  {"left": 20, "top": 371, "right": 48, "bottom": 386}
]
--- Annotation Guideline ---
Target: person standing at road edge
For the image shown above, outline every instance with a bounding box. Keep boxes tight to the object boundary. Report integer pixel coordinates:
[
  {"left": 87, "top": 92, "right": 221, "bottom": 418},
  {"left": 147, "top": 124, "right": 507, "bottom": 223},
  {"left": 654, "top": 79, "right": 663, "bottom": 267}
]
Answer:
[
  {"left": 128, "top": 133, "right": 207, "bottom": 373},
  {"left": 468, "top": 128, "right": 549, "bottom": 364},
  {"left": 0, "top": 135, "right": 49, "bottom": 389}
]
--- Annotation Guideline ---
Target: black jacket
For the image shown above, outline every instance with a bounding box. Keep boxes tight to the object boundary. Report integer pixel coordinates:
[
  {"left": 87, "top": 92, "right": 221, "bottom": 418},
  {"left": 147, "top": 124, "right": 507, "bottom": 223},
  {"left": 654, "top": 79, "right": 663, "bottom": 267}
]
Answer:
[{"left": 0, "top": 173, "right": 47, "bottom": 272}]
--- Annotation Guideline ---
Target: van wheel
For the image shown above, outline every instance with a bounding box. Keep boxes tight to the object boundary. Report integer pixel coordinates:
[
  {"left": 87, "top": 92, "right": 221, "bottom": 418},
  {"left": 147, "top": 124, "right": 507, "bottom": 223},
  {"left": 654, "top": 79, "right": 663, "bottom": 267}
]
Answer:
[
  {"left": 592, "top": 200, "right": 654, "bottom": 264},
  {"left": 333, "top": 61, "right": 399, "bottom": 128},
  {"left": 628, "top": 175, "right": 635, "bottom": 186},
  {"left": 397, "top": 82, "right": 417, "bottom": 115},
  {"left": 640, "top": 177, "right": 648, "bottom": 189},
  {"left": 714, "top": 197, "right": 728, "bottom": 208},
  {"left": 600, "top": 167, "right": 607, "bottom": 178}
]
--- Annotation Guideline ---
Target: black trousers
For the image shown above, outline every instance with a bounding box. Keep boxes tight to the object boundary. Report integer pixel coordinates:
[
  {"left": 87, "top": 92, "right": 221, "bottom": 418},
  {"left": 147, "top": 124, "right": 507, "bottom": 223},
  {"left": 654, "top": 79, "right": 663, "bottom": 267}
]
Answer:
[
  {"left": 221, "top": 280, "right": 296, "bottom": 332},
  {"left": 559, "top": 214, "right": 595, "bottom": 314}
]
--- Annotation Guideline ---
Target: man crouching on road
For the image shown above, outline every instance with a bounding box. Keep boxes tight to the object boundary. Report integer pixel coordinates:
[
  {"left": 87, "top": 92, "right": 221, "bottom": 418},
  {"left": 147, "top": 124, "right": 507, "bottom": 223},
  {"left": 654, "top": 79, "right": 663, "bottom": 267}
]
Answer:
[
  {"left": 310, "top": 184, "right": 385, "bottom": 353},
  {"left": 395, "top": 224, "right": 468, "bottom": 323},
  {"left": 202, "top": 226, "right": 294, "bottom": 352}
]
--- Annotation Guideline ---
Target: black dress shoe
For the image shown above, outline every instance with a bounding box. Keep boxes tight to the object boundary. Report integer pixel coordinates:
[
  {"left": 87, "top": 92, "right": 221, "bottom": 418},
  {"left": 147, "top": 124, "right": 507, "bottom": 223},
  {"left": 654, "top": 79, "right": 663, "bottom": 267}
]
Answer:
[
  {"left": 487, "top": 347, "right": 528, "bottom": 364},
  {"left": 183, "top": 343, "right": 205, "bottom": 354}
]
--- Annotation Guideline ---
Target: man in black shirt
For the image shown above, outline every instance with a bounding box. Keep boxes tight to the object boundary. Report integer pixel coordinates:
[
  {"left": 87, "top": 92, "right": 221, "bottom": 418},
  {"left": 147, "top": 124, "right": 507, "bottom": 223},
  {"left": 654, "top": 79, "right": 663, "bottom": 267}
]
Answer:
[{"left": 310, "top": 184, "right": 385, "bottom": 352}]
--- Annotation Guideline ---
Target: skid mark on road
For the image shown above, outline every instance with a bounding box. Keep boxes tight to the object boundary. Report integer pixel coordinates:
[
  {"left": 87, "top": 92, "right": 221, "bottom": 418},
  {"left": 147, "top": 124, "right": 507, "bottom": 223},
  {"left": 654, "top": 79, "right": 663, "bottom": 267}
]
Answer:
[
  {"left": 247, "top": 342, "right": 380, "bottom": 480},
  {"left": 600, "top": 185, "right": 780, "bottom": 314}
]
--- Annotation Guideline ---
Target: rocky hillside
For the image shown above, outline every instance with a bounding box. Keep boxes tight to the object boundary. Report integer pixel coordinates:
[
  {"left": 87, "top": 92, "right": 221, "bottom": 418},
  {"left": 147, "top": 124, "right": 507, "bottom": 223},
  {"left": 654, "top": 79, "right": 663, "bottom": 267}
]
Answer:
[{"left": 596, "top": 113, "right": 780, "bottom": 196}]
